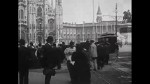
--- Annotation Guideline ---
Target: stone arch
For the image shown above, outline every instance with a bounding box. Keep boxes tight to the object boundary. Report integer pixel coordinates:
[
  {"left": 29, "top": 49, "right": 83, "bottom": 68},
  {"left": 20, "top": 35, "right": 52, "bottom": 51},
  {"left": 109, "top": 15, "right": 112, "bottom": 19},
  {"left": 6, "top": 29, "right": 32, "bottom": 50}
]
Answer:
[
  {"left": 48, "top": 18, "right": 55, "bottom": 31},
  {"left": 37, "top": 6, "right": 43, "bottom": 17},
  {"left": 18, "top": 6, "right": 24, "bottom": 19}
]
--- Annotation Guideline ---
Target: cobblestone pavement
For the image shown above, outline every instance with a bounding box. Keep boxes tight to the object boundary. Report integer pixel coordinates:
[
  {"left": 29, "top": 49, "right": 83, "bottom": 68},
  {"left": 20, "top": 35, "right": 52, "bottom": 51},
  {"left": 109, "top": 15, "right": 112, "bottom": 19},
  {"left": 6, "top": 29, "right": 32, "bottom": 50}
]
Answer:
[
  {"left": 93, "top": 44, "right": 132, "bottom": 84},
  {"left": 18, "top": 45, "right": 132, "bottom": 84}
]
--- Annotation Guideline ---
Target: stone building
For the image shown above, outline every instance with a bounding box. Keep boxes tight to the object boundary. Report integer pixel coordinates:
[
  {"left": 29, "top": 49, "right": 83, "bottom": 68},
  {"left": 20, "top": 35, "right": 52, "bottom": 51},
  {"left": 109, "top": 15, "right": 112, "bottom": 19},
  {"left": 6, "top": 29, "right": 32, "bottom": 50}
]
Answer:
[
  {"left": 18, "top": 0, "right": 63, "bottom": 44},
  {"left": 62, "top": 21, "right": 120, "bottom": 45},
  {"left": 62, "top": 5, "right": 122, "bottom": 45},
  {"left": 18, "top": 0, "right": 28, "bottom": 41}
]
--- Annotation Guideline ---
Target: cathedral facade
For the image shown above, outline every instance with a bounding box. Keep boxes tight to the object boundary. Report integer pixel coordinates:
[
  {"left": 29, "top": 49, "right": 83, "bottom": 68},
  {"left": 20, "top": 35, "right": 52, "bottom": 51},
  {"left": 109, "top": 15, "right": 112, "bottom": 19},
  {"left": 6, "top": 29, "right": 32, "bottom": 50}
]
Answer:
[{"left": 18, "top": 0, "right": 63, "bottom": 44}]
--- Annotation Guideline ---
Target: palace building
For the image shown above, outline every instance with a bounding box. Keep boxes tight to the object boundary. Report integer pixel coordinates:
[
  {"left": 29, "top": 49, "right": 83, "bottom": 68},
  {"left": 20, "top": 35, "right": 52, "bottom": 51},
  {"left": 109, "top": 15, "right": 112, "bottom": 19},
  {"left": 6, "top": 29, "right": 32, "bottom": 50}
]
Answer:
[
  {"left": 62, "top": 5, "right": 120, "bottom": 44},
  {"left": 62, "top": 21, "right": 123, "bottom": 45},
  {"left": 62, "top": 5, "right": 131, "bottom": 45}
]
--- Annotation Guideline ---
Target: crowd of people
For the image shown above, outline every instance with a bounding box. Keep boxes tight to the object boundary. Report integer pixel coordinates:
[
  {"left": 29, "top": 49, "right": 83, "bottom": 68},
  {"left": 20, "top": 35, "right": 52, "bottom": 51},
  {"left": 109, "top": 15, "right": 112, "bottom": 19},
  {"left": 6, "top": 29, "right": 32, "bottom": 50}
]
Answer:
[{"left": 18, "top": 36, "right": 119, "bottom": 84}]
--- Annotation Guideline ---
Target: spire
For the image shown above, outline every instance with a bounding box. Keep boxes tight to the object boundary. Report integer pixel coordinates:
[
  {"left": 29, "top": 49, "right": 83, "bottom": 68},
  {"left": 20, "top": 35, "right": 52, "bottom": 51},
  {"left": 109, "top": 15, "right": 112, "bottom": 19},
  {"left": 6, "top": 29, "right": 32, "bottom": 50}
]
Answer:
[
  {"left": 96, "top": 4, "right": 102, "bottom": 23},
  {"left": 97, "top": 5, "right": 102, "bottom": 15}
]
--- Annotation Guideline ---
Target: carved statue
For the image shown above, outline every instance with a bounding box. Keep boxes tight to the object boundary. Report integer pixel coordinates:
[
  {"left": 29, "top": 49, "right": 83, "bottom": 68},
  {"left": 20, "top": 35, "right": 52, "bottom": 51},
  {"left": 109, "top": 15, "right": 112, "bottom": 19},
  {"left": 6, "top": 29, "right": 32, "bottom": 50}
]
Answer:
[{"left": 123, "top": 10, "right": 132, "bottom": 23}]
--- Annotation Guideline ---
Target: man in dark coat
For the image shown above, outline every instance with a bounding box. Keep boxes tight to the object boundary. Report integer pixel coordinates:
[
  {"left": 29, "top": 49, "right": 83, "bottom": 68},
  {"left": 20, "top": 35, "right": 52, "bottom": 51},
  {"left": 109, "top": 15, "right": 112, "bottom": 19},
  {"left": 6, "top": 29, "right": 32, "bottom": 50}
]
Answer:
[
  {"left": 18, "top": 39, "right": 30, "bottom": 84},
  {"left": 104, "top": 38, "right": 111, "bottom": 65},
  {"left": 97, "top": 42, "right": 106, "bottom": 70},
  {"left": 56, "top": 44, "right": 65, "bottom": 69},
  {"left": 36, "top": 42, "right": 43, "bottom": 68},
  {"left": 41, "top": 36, "right": 59, "bottom": 84},
  {"left": 27, "top": 42, "right": 37, "bottom": 68},
  {"left": 72, "top": 44, "right": 91, "bottom": 84}
]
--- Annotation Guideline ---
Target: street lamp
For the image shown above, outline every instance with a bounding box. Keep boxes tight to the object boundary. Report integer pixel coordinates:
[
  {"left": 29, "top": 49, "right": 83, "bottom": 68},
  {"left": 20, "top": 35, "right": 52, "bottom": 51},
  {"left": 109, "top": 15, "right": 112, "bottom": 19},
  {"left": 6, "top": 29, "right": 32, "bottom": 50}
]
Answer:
[
  {"left": 115, "top": 3, "right": 118, "bottom": 36},
  {"left": 92, "top": 0, "right": 95, "bottom": 41},
  {"left": 39, "top": 23, "right": 42, "bottom": 44},
  {"left": 83, "top": 21, "right": 85, "bottom": 42}
]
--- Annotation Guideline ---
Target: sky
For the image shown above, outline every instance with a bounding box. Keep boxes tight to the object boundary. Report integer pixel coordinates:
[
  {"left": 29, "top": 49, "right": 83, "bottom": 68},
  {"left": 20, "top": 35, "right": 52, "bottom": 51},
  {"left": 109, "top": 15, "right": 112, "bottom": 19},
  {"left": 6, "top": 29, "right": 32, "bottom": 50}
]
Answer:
[{"left": 61, "top": 0, "right": 131, "bottom": 24}]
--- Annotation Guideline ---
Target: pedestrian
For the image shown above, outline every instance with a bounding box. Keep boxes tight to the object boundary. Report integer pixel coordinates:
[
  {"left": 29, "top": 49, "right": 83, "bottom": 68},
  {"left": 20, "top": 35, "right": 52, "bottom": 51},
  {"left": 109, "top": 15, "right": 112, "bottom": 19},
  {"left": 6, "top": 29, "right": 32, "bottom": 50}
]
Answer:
[
  {"left": 104, "top": 38, "right": 110, "bottom": 65},
  {"left": 97, "top": 41, "right": 106, "bottom": 70},
  {"left": 89, "top": 40, "right": 98, "bottom": 71},
  {"left": 81, "top": 42, "right": 91, "bottom": 67},
  {"left": 59, "top": 44, "right": 66, "bottom": 62},
  {"left": 72, "top": 44, "right": 91, "bottom": 84},
  {"left": 18, "top": 39, "right": 30, "bottom": 84},
  {"left": 27, "top": 42, "right": 37, "bottom": 68},
  {"left": 55, "top": 44, "right": 65, "bottom": 70},
  {"left": 64, "top": 41, "right": 76, "bottom": 83},
  {"left": 61, "top": 42, "right": 67, "bottom": 53},
  {"left": 115, "top": 42, "right": 119, "bottom": 61},
  {"left": 41, "top": 36, "right": 59, "bottom": 84},
  {"left": 36, "top": 42, "right": 43, "bottom": 68},
  {"left": 85, "top": 40, "right": 90, "bottom": 51}
]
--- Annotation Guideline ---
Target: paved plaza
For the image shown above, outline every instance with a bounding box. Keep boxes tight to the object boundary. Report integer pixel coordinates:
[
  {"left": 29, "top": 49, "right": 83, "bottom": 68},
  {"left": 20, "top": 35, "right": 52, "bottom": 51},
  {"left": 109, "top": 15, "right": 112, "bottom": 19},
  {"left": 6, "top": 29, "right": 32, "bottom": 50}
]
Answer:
[{"left": 18, "top": 45, "right": 132, "bottom": 84}]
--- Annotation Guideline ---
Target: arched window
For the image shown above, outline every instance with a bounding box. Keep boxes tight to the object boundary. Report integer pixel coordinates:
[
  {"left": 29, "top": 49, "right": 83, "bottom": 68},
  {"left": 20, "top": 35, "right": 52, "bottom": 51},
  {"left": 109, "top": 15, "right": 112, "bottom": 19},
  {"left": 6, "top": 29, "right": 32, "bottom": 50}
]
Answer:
[
  {"left": 37, "top": 7, "right": 42, "bottom": 17},
  {"left": 103, "top": 26, "right": 106, "bottom": 33},
  {"left": 32, "top": 6, "right": 34, "bottom": 13},
  {"left": 108, "top": 26, "right": 111, "bottom": 33},
  {"left": 21, "top": 10, "right": 24, "bottom": 19},
  {"left": 34, "top": 33, "right": 35, "bottom": 39},
  {"left": 18, "top": 10, "right": 20, "bottom": 19}
]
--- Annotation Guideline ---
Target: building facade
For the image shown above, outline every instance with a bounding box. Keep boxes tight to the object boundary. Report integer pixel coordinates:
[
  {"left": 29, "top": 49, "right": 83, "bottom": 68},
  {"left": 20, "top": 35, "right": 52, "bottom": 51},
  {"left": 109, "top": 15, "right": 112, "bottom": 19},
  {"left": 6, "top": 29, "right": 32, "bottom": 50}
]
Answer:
[
  {"left": 18, "top": 0, "right": 63, "bottom": 44},
  {"left": 62, "top": 5, "right": 131, "bottom": 45},
  {"left": 62, "top": 5, "right": 121, "bottom": 45},
  {"left": 62, "top": 21, "right": 121, "bottom": 45},
  {"left": 18, "top": 1, "right": 131, "bottom": 45},
  {"left": 18, "top": 0, "right": 28, "bottom": 41}
]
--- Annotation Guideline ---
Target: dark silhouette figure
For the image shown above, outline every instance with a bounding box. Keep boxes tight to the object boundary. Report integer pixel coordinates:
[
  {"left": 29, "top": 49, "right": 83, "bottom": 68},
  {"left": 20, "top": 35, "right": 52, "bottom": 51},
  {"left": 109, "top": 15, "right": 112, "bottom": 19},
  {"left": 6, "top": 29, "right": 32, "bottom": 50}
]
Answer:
[
  {"left": 27, "top": 42, "right": 37, "bottom": 68},
  {"left": 36, "top": 42, "right": 43, "bottom": 68},
  {"left": 56, "top": 44, "right": 65, "bottom": 69},
  {"left": 72, "top": 44, "right": 91, "bottom": 84},
  {"left": 103, "top": 40, "right": 110, "bottom": 65},
  {"left": 18, "top": 39, "right": 30, "bottom": 84},
  {"left": 41, "top": 36, "right": 59, "bottom": 84},
  {"left": 115, "top": 42, "right": 119, "bottom": 61},
  {"left": 97, "top": 42, "right": 106, "bottom": 69},
  {"left": 84, "top": 40, "right": 91, "bottom": 51}
]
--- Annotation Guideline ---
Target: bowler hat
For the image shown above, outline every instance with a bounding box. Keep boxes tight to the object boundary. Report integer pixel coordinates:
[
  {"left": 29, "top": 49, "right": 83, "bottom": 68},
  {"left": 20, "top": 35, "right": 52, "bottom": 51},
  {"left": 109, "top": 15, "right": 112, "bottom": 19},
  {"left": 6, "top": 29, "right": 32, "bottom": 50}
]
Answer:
[
  {"left": 19, "top": 39, "right": 25, "bottom": 45},
  {"left": 46, "top": 36, "right": 53, "bottom": 42}
]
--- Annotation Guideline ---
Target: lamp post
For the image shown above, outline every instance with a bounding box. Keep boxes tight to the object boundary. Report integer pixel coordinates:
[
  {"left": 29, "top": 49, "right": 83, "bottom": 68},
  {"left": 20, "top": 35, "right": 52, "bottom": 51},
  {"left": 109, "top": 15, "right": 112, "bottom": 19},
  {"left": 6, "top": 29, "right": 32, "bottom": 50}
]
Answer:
[
  {"left": 39, "top": 23, "right": 42, "bottom": 44},
  {"left": 115, "top": 3, "right": 118, "bottom": 36},
  {"left": 92, "top": 0, "right": 95, "bottom": 41},
  {"left": 83, "top": 21, "right": 85, "bottom": 42},
  {"left": 58, "top": 10, "right": 60, "bottom": 44}
]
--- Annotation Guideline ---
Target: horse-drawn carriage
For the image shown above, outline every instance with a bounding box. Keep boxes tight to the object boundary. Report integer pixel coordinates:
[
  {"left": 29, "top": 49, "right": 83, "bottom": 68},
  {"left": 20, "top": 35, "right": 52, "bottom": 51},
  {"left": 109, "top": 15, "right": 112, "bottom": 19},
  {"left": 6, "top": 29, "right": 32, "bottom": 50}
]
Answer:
[{"left": 98, "top": 33, "right": 118, "bottom": 54}]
